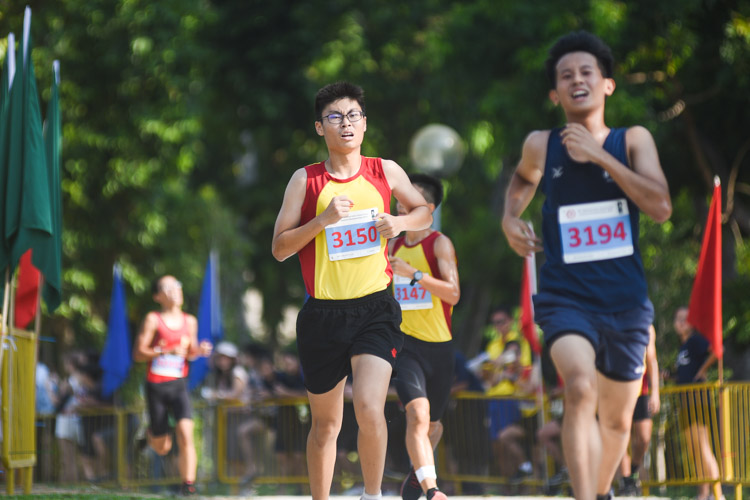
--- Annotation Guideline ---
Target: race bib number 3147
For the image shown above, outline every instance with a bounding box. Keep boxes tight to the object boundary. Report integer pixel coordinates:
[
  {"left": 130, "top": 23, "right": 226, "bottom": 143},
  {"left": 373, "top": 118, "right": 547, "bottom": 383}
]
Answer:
[
  {"left": 558, "top": 199, "right": 634, "bottom": 264},
  {"left": 325, "top": 208, "right": 382, "bottom": 261}
]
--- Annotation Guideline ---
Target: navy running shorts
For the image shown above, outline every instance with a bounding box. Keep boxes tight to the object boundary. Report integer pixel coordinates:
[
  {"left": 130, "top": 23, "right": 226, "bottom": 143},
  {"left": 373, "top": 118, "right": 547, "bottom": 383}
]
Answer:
[{"left": 533, "top": 291, "right": 653, "bottom": 381}]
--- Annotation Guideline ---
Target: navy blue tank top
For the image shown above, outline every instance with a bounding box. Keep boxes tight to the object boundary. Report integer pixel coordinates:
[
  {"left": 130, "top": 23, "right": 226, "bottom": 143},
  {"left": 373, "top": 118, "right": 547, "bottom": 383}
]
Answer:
[{"left": 538, "top": 127, "right": 647, "bottom": 312}]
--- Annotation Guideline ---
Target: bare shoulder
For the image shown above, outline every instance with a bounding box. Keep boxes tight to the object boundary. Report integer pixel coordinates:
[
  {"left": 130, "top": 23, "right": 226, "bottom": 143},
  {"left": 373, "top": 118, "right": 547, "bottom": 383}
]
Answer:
[
  {"left": 287, "top": 166, "right": 309, "bottom": 187},
  {"left": 185, "top": 314, "right": 198, "bottom": 326},
  {"left": 625, "top": 125, "right": 655, "bottom": 145},
  {"left": 380, "top": 158, "right": 404, "bottom": 179},
  {"left": 380, "top": 158, "right": 412, "bottom": 192},
  {"left": 144, "top": 311, "right": 160, "bottom": 325},
  {"left": 434, "top": 232, "right": 457, "bottom": 256},
  {"left": 516, "top": 130, "right": 551, "bottom": 179},
  {"left": 523, "top": 130, "right": 551, "bottom": 156}
]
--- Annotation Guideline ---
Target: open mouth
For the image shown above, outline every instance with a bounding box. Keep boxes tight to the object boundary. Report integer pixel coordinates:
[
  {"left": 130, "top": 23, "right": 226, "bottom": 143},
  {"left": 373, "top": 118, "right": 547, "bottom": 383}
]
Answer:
[
  {"left": 572, "top": 89, "right": 588, "bottom": 100},
  {"left": 341, "top": 131, "right": 354, "bottom": 139}
]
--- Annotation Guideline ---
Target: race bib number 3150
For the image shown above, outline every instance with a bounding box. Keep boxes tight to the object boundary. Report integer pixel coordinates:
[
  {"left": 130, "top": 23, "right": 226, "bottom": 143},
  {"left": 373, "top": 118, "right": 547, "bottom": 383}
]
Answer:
[
  {"left": 558, "top": 199, "right": 633, "bottom": 264},
  {"left": 325, "top": 208, "right": 382, "bottom": 261}
]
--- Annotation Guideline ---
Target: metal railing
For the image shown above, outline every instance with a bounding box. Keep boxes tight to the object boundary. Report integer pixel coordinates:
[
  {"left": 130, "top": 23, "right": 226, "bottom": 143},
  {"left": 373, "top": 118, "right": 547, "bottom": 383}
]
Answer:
[{"left": 16, "top": 383, "right": 750, "bottom": 496}]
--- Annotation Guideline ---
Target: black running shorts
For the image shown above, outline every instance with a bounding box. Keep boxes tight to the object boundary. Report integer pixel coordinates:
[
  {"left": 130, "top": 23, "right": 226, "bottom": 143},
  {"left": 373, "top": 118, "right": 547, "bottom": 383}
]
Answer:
[
  {"left": 395, "top": 335, "right": 455, "bottom": 422},
  {"left": 296, "top": 289, "right": 404, "bottom": 394},
  {"left": 145, "top": 378, "right": 193, "bottom": 436}
]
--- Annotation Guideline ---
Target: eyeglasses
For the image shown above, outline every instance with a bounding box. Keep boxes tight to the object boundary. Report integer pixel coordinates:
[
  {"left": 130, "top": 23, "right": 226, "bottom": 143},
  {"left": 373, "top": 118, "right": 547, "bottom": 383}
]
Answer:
[
  {"left": 161, "top": 281, "right": 182, "bottom": 292},
  {"left": 320, "top": 110, "right": 365, "bottom": 124}
]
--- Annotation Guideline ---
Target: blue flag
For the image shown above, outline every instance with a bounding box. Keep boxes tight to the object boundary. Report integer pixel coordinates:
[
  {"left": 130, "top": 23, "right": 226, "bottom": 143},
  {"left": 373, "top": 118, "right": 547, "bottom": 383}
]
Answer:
[
  {"left": 189, "top": 251, "right": 223, "bottom": 390},
  {"left": 100, "top": 264, "right": 132, "bottom": 398}
]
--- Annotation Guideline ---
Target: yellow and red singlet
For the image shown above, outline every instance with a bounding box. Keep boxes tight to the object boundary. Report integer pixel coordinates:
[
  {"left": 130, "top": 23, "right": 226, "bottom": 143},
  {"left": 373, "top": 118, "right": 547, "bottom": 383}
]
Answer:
[
  {"left": 391, "top": 231, "right": 453, "bottom": 343},
  {"left": 298, "top": 157, "right": 392, "bottom": 300}
]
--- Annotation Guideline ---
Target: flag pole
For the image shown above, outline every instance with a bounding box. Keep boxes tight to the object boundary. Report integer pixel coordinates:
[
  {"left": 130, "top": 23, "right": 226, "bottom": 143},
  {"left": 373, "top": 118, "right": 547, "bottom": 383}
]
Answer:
[{"left": 525, "top": 222, "right": 549, "bottom": 484}]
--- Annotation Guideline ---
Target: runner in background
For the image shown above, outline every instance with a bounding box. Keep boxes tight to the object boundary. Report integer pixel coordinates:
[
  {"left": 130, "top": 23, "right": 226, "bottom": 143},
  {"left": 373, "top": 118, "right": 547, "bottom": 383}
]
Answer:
[
  {"left": 134, "top": 275, "right": 212, "bottom": 497},
  {"left": 389, "top": 173, "right": 460, "bottom": 500}
]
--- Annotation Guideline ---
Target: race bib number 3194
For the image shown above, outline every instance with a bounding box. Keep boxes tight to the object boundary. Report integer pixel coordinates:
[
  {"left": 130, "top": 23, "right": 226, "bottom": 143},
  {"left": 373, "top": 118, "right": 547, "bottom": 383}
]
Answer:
[
  {"left": 558, "top": 199, "right": 634, "bottom": 264},
  {"left": 325, "top": 208, "right": 382, "bottom": 261}
]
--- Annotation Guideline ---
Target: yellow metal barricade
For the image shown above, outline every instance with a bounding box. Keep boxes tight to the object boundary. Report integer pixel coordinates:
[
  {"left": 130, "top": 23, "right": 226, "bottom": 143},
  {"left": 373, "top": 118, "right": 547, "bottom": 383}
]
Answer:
[
  {"left": 25, "top": 382, "right": 750, "bottom": 496},
  {"left": 1, "top": 327, "right": 37, "bottom": 494}
]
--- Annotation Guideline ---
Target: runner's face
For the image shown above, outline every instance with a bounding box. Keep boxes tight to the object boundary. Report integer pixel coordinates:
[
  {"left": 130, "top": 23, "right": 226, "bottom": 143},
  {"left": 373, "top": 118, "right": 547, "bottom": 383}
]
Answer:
[
  {"left": 550, "top": 51, "right": 614, "bottom": 113},
  {"left": 156, "top": 276, "right": 183, "bottom": 307},
  {"left": 315, "top": 98, "right": 367, "bottom": 152}
]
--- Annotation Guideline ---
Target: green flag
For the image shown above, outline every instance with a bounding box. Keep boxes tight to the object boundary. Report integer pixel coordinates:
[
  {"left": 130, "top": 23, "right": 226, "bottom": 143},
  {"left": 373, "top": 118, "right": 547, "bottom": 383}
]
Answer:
[
  {"left": 5, "top": 7, "right": 53, "bottom": 273},
  {"left": 40, "top": 61, "right": 62, "bottom": 311},
  {"left": 0, "top": 33, "right": 16, "bottom": 273}
]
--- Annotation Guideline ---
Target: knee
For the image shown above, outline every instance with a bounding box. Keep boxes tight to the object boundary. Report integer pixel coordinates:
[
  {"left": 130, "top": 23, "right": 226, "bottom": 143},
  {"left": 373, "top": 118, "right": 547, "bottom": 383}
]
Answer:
[
  {"left": 600, "top": 412, "right": 632, "bottom": 436},
  {"left": 149, "top": 435, "right": 172, "bottom": 456},
  {"left": 564, "top": 375, "right": 597, "bottom": 407},
  {"left": 406, "top": 404, "right": 431, "bottom": 431},
  {"left": 354, "top": 401, "right": 385, "bottom": 430},
  {"left": 309, "top": 416, "right": 341, "bottom": 446}
]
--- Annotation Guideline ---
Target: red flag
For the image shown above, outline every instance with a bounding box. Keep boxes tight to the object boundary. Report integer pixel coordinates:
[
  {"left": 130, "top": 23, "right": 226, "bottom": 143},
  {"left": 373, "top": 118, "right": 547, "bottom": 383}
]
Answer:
[
  {"left": 687, "top": 179, "right": 723, "bottom": 359},
  {"left": 14, "top": 249, "right": 41, "bottom": 329},
  {"left": 520, "top": 254, "right": 542, "bottom": 355}
]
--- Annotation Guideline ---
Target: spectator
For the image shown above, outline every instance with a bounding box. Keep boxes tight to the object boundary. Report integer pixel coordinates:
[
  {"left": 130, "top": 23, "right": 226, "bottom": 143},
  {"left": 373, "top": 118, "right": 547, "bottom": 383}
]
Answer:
[
  {"left": 271, "top": 347, "right": 308, "bottom": 490},
  {"left": 203, "top": 341, "right": 248, "bottom": 402},
  {"left": 35, "top": 354, "right": 59, "bottom": 482},
  {"left": 54, "top": 351, "right": 86, "bottom": 482},
  {"left": 673, "top": 307, "right": 720, "bottom": 500},
  {"left": 482, "top": 307, "right": 533, "bottom": 371},
  {"left": 237, "top": 343, "right": 274, "bottom": 483},
  {"left": 537, "top": 345, "right": 567, "bottom": 495},
  {"left": 486, "top": 341, "right": 537, "bottom": 485},
  {"left": 442, "top": 351, "right": 487, "bottom": 495}
]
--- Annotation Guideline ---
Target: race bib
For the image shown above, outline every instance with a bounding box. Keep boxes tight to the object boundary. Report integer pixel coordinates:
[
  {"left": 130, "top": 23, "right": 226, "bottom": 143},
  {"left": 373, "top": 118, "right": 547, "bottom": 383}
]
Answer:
[
  {"left": 558, "top": 198, "right": 633, "bottom": 264},
  {"left": 393, "top": 274, "right": 433, "bottom": 310},
  {"left": 151, "top": 354, "right": 186, "bottom": 378},
  {"left": 325, "top": 208, "right": 382, "bottom": 261}
]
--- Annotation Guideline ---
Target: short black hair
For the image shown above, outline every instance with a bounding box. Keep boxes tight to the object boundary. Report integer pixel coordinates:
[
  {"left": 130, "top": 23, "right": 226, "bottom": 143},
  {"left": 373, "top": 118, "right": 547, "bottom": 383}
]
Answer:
[
  {"left": 151, "top": 277, "right": 163, "bottom": 295},
  {"left": 409, "top": 173, "right": 444, "bottom": 208},
  {"left": 545, "top": 30, "right": 614, "bottom": 89},
  {"left": 315, "top": 81, "right": 366, "bottom": 120},
  {"left": 490, "top": 305, "right": 512, "bottom": 318}
]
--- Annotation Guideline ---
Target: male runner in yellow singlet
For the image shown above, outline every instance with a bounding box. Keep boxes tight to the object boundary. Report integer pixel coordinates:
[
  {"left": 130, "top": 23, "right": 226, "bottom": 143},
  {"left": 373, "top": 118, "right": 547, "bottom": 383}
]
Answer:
[
  {"left": 389, "top": 173, "right": 460, "bottom": 500},
  {"left": 272, "top": 81, "right": 432, "bottom": 500}
]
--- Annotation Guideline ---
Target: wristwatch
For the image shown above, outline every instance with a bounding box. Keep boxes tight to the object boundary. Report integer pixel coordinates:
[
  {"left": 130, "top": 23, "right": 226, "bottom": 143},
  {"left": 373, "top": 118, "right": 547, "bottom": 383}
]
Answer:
[{"left": 410, "top": 270, "right": 423, "bottom": 286}]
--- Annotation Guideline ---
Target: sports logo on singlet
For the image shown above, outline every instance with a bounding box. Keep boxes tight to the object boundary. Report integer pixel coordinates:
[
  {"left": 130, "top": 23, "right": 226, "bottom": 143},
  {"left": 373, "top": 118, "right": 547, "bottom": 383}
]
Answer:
[
  {"left": 324, "top": 208, "right": 382, "bottom": 261},
  {"left": 558, "top": 198, "right": 633, "bottom": 263}
]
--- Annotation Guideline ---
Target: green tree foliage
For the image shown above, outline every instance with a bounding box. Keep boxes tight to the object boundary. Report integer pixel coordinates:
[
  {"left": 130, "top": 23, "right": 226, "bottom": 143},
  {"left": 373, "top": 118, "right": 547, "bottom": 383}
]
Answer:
[{"left": 1, "top": 0, "right": 748, "bottom": 376}]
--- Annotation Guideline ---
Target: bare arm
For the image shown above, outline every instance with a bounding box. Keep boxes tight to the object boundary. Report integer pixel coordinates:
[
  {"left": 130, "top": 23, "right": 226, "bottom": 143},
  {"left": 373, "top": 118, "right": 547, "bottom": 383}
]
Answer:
[
  {"left": 389, "top": 234, "right": 461, "bottom": 305},
  {"left": 378, "top": 159, "right": 432, "bottom": 238},
  {"left": 560, "top": 124, "right": 672, "bottom": 222},
  {"left": 184, "top": 315, "right": 211, "bottom": 361},
  {"left": 502, "top": 131, "right": 547, "bottom": 256},
  {"left": 645, "top": 325, "right": 660, "bottom": 414},
  {"left": 694, "top": 351, "right": 717, "bottom": 382},
  {"left": 272, "top": 168, "right": 361, "bottom": 261},
  {"left": 133, "top": 312, "right": 162, "bottom": 362}
]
